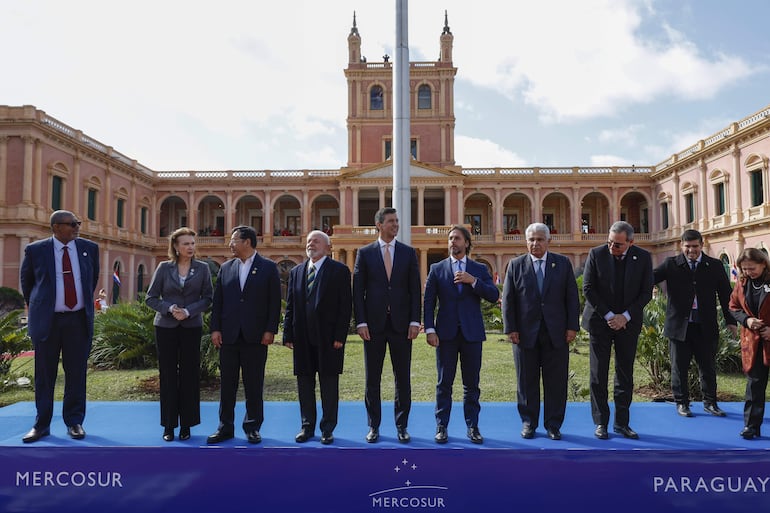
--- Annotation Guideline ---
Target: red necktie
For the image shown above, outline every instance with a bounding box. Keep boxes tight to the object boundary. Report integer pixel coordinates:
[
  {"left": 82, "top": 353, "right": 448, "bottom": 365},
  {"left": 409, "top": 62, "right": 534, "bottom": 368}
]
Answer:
[{"left": 62, "top": 246, "right": 77, "bottom": 309}]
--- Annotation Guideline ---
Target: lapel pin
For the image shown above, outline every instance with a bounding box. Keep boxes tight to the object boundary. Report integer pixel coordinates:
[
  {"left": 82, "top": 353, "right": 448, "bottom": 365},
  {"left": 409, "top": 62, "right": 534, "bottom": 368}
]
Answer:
[
  {"left": 632, "top": 255, "right": 637, "bottom": 261},
  {"left": 551, "top": 262, "right": 556, "bottom": 268}
]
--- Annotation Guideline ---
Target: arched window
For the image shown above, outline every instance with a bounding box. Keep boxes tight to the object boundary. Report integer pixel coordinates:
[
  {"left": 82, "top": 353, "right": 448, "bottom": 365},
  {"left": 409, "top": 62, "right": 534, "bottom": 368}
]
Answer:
[
  {"left": 370, "top": 85, "right": 384, "bottom": 110},
  {"left": 137, "top": 264, "right": 146, "bottom": 296},
  {"left": 417, "top": 84, "right": 431, "bottom": 109}
]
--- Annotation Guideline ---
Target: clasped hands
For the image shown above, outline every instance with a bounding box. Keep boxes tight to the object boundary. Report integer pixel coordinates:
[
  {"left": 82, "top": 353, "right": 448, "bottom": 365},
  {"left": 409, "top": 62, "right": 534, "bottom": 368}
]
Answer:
[
  {"left": 607, "top": 313, "right": 628, "bottom": 331},
  {"left": 748, "top": 317, "right": 770, "bottom": 341},
  {"left": 170, "top": 305, "right": 189, "bottom": 321}
]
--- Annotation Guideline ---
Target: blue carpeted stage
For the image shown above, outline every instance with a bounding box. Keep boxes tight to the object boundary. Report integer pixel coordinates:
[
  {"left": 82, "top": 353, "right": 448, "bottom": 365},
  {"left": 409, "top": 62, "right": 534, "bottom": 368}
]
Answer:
[{"left": 1, "top": 401, "right": 769, "bottom": 512}]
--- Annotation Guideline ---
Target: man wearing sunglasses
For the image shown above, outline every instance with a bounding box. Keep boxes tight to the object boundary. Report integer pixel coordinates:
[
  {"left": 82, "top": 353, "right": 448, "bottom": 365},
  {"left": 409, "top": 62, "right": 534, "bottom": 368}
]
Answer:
[
  {"left": 20, "top": 210, "right": 100, "bottom": 443},
  {"left": 582, "top": 221, "right": 652, "bottom": 440}
]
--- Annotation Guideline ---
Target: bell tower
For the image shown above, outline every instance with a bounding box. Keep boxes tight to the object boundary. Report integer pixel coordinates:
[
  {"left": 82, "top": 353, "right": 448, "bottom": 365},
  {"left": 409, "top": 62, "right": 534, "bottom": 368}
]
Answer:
[{"left": 344, "top": 11, "right": 457, "bottom": 170}]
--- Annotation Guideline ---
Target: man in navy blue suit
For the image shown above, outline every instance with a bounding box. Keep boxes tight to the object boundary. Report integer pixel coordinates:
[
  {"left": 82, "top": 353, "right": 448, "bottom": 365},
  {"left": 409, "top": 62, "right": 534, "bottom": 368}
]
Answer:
[
  {"left": 424, "top": 225, "right": 499, "bottom": 444},
  {"left": 582, "top": 221, "right": 653, "bottom": 440},
  {"left": 207, "top": 225, "right": 281, "bottom": 444},
  {"left": 20, "top": 210, "right": 100, "bottom": 443},
  {"left": 353, "top": 207, "right": 421, "bottom": 443},
  {"left": 502, "top": 223, "right": 579, "bottom": 441}
]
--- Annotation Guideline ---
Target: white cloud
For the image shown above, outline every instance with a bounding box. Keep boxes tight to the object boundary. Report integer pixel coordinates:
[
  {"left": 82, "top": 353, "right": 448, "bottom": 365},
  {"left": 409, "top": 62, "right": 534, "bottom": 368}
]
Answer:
[
  {"left": 447, "top": 0, "right": 756, "bottom": 122},
  {"left": 455, "top": 135, "right": 527, "bottom": 168},
  {"left": 590, "top": 154, "right": 635, "bottom": 167},
  {"left": 598, "top": 124, "right": 645, "bottom": 145}
]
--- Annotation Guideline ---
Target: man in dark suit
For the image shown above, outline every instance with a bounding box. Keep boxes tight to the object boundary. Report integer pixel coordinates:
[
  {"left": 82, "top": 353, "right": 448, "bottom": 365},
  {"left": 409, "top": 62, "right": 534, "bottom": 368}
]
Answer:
[
  {"left": 653, "top": 229, "right": 737, "bottom": 417},
  {"left": 353, "top": 207, "right": 420, "bottom": 443},
  {"left": 284, "top": 230, "right": 352, "bottom": 445},
  {"left": 503, "top": 223, "right": 579, "bottom": 441},
  {"left": 424, "top": 225, "right": 499, "bottom": 444},
  {"left": 20, "top": 210, "right": 99, "bottom": 443},
  {"left": 207, "top": 225, "right": 281, "bottom": 444},
  {"left": 582, "top": 221, "right": 653, "bottom": 440}
]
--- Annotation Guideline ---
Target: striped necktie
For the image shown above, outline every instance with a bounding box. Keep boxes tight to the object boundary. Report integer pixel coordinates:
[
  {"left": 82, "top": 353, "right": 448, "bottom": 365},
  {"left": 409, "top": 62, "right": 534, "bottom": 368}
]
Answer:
[{"left": 306, "top": 263, "right": 316, "bottom": 295}]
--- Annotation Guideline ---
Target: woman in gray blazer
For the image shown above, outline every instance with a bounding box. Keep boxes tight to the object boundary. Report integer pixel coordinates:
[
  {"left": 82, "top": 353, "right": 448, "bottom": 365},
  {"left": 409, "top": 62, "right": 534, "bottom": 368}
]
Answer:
[{"left": 146, "top": 228, "right": 213, "bottom": 441}]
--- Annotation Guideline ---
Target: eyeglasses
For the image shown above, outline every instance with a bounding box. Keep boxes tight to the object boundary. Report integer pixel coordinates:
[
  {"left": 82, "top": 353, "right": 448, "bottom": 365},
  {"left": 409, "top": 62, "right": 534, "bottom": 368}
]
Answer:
[
  {"left": 57, "top": 221, "right": 82, "bottom": 228},
  {"left": 607, "top": 240, "right": 626, "bottom": 249}
]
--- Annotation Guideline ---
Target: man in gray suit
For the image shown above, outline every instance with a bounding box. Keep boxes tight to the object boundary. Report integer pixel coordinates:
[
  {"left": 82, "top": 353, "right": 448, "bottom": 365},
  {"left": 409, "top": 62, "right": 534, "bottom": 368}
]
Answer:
[{"left": 503, "top": 223, "right": 579, "bottom": 440}]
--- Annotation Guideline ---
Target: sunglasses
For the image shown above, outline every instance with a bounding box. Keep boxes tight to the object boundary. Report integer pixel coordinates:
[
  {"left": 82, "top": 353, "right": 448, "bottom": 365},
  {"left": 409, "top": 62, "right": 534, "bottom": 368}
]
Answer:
[{"left": 57, "top": 221, "right": 82, "bottom": 228}]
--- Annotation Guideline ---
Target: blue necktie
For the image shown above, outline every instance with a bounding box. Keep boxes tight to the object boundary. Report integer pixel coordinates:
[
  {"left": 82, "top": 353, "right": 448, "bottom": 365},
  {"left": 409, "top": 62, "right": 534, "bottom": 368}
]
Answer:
[
  {"left": 535, "top": 259, "right": 544, "bottom": 294},
  {"left": 456, "top": 260, "right": 463, "bottom": 294}
]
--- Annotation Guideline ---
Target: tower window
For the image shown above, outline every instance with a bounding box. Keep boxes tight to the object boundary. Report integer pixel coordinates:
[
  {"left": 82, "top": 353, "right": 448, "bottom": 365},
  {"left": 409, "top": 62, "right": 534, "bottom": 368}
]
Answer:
[
  {"left": 418, "top": 84, "right": 431, "bottom": 109},
  {"left": 370, "top": 85, "right": 384, "bottom": 110}
]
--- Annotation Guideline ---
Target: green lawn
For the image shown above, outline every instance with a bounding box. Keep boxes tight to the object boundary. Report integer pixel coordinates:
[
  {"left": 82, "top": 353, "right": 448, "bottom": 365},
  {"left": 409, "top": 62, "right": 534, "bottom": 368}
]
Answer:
[{"left": 0, "top": 333, "right": 747, "bottom": 406}]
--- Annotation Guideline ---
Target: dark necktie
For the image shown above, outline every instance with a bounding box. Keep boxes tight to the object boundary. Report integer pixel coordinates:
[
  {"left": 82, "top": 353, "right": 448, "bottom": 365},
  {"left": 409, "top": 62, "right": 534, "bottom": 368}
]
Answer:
[
  {"left": 535, "top": 259, "right": 544, "bottom": 294},
  {"left": 62, "top": 245, "right": 77, "bottom": 309},
  {"left": 306, "top": 264, "right": 316, "bottom": 296},
  {"left": 456, "top": 260, "right": 463, "bottom": 294},
  {"left": 690, "top": 260, "right": 697, "bottom": 271}
]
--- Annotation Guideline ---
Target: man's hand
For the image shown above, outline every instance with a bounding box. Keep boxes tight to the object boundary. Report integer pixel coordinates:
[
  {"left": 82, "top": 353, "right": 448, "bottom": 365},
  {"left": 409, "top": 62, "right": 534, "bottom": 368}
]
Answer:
[
  {"left": 607, "top": 314, "right": 628, "bottom": 331},
  {"left": 261, "top": 332, "right": 275, "bottom": 346},
  {"left": 357, "top": 326, "right": 371, "bottom": 341},
  {"left": 426, "top": 333, "right": 439, "bottom": 347},
  {"left": 407, "top": 325, "right": 420, "bottom": 340},
  {"left": 507, "top": 332, "right": 520, "bottom": 344},
  {"left": 566, "top": 330, "right": 577, "bottom": 343},
  {"left": 211, "top": 331, "right": 223, "bottom": 348}
]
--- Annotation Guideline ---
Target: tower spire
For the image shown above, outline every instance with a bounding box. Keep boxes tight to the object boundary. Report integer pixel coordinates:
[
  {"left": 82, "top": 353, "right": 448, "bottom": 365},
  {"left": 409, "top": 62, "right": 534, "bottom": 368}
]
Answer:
[
  {"left": 350, "top": 11, "right": 359, "bottom": 36},
  {"left": 442, "top": 10, "right": 451, "bottom": 35}
]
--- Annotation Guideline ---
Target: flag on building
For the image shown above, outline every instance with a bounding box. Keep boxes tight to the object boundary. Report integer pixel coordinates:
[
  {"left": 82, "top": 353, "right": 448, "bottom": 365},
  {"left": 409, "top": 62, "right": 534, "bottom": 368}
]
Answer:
[{"left": 113, "top": 270, "right": 121, "bottom": 286}]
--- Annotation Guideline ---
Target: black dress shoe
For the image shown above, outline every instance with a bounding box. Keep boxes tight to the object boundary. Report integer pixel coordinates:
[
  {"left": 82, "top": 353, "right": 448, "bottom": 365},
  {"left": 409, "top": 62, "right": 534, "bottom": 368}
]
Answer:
[
  {"left": 467, "top": 427, "right": 483, "bottom": 444},
  {"left": 521, "top": 425, "right": 535, "bottom": 439},
  {"left": 206, "top": 430, "right": 234, "bottom": 444},
  {"left": 435, "top": 426, "right": 448, "bottom": 444},
  {"left": 613, "top": 425, "right": 639, "bottom": 439},
  {"left": 546, "top": 428, "right": 562, "bottom": 440},
  {"left": 366, "top": 427, "right": 379, "bottom": 443},
  {"left": 163, "top": 427, "right": 175, "bottom": 442},
  {"left": 740, "top": 426, "right": 761, "bottom": 439},
  {"left": 704, "top": 403, "right": 727, "bottom": 417},
  {"left": 67, "top": 424, "right": 86, "bottom": 440},
  {"left": 22, "top": 427, "right": 50, "bottom": 444},
  {"left": 295, "top": 429, "right": 314, "bottom": 443},
  {"left": 320, "top": 432, "right": 334, "bottom": 445},
  {"left": 246, "top": 430, "right": 262, "bottom": 444},
  {"left": 397, "top": 427, "right": 410, "bottom": 443},
  {"left": 677, "top": 404, "right": 693, "bottom": 417},
  {"left": 179, "top": 427, "right": 191, "bottom": 441},
  {"left": 594, "top": 425, "right": 608, "bottom": 440}
]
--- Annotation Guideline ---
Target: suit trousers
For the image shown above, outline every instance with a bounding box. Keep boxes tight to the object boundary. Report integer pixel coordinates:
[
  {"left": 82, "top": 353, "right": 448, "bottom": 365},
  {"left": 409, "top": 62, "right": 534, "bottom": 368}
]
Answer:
[
  {"left": 218, "top": 336, "right": 267, "bottom": 433},
  {"left": 34, "top": 310, "right": 91, "bottom": 429},
  {"left": 364, "top": 316, "right": 412, "bottom": 429},
  {"left": 297, "top": 345, "right": 339, "bottom": 435},
  {"left": 155, "top": 326, "right": 202, "bottom": 428},
  {"left": 514, "top": 323, "right": 569, "bottom": 430},
  {"left": 589, "top": 323, "right": 639, "bottom": 428},
  {"left": 670, "top": 322, "right": 718, "bottom": 405},
  {"left": 744, "top": 346, "right": 769, "bottom": 430},
  {"left": 435, "top": 332, "right": 482, "bottom": 428}
]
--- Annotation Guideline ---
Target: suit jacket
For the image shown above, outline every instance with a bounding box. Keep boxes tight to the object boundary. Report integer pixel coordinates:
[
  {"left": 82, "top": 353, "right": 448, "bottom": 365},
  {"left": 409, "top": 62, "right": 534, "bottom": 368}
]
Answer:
[
  {"left": 423, "top": 257, "right": 499, "bottom": 343},
  {"left": 353, "top": 240, "right": 420, "bottom": 334},
  {"left": 581, "top": 243, "right": 653, "bottom": 334},
  {"left": 210, "top": 252, "right": 281, "bottom": 344},
  {"left": 502, "top": 252, "right": 579, "bottom": 348},
  {"left": 20, "top": 236, "right": 100, "bottom": 342},
  {"left": 146, "top": 259, "right": 213, "bottom": 328},
  {"left": 283, "top": 258, "right": 352, "bottom": 376},
  {"left": 653, "top": 252, "right": 735, "bottom": 341},
  {"left": 729, "top": 278, "right": 770, "bottom": 373}
]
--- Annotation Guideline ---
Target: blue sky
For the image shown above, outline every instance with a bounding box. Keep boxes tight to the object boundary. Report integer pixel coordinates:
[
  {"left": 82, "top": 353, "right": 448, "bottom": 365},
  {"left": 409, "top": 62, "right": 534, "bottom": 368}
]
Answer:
[{"left": 3, "top": 0, "right": 769, "bottom": 171}]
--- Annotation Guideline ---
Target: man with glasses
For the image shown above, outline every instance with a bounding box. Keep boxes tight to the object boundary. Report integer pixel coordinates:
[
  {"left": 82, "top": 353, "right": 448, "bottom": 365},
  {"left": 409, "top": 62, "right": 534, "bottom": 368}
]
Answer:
[
  {"left": 582, "top": 221, "right": 652, "bottom": 440},
  {"left": 207, "top": 225, "right": 281, "bottom": 444},
  {"left": 20, "top": 210, "right": 99, "bottom": 442}
]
